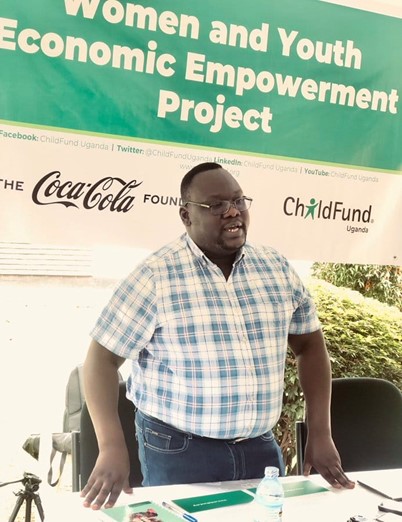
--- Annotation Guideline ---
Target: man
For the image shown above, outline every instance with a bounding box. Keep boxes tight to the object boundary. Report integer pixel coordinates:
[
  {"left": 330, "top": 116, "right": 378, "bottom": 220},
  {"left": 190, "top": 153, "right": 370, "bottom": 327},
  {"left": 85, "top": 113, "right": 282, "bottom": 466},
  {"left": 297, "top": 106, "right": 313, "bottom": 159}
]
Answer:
[{"left": 81, "top": 162, "right": 354, "bottom": 510}]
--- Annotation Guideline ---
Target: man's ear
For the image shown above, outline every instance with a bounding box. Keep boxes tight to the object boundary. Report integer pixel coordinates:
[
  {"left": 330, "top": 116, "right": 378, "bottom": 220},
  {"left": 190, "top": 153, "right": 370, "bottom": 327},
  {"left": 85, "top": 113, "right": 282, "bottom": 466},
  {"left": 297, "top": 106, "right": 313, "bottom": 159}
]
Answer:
[{"left": 179, "top": 206, "right": 191, "bottom": 226}]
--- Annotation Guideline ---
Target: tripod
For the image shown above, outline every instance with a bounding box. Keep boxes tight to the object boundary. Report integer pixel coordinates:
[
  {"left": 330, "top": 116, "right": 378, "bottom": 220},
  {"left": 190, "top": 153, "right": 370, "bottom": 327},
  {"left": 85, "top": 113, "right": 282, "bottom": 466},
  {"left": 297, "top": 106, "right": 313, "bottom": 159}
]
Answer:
[{"left": 0, "top": 472, "right": 45, "bottom": 521}]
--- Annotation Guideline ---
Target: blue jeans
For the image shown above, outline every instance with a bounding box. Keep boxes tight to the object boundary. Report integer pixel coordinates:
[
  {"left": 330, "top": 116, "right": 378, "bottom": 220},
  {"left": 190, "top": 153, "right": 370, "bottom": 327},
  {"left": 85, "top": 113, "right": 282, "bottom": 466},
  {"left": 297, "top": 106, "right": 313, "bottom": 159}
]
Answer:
[{"left": 135, "top": 410, "right": 285, "bottom": 486}]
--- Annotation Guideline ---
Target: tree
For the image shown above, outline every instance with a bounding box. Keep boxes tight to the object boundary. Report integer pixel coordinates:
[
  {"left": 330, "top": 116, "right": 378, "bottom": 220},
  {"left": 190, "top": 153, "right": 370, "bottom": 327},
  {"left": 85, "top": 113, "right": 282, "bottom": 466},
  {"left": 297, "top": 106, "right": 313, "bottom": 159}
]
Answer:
[
  {"left": 277, "top": 278, "right": 402, "bottom": 474},
  {"left": 311, "top": 263, "right": 402, "bottom": 310}
]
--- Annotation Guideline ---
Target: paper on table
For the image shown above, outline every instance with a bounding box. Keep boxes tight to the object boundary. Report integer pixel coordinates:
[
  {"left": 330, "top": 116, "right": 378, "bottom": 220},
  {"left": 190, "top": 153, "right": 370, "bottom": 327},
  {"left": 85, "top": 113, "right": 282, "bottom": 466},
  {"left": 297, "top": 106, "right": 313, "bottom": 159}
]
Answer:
[
  {"left": 98, "top": 500, "right": 183, "bottom": 521},
  {"left": 357, "top": 469, "right": 402, "bottom": 500},
  {"left": 247, "top": 479, "right": 329, "bottom": 498},
  {"left": 173, "top": 480, "right": 329, "bottom": 513},
  {"left": 173, "top": 490, "right": 254, "bottom": 513},
  {"left": 277, "top": 480, "right": 328, "bottom": 498}
]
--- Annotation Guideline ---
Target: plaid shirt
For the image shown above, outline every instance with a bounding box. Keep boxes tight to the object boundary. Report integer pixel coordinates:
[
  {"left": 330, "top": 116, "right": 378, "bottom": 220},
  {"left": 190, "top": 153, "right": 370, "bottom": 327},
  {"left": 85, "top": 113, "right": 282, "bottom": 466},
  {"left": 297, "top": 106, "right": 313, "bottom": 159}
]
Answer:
[{"left": 91, "top": 234, "right": 320, "bottom": 439}]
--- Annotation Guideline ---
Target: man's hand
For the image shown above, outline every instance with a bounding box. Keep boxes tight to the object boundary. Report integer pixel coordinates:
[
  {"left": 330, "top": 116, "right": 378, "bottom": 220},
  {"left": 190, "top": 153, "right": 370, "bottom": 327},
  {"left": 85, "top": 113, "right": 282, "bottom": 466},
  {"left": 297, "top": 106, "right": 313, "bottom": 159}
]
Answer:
[
  {"left": 303, "top": 432, "right": 355, "bottom": 489},
  {"left": 81, "top": 446, "right": 133, "bottom": 510}
]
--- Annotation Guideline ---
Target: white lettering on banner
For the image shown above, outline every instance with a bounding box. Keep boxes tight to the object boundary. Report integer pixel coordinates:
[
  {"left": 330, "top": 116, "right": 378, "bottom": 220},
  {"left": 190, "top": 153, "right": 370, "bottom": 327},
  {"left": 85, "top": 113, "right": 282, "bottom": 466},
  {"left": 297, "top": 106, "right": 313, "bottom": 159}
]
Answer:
[
  {"left": 0, "top": 17, "right": 17, "bottom": 50},
  {"left": 0, "top": 18, "right": 177, "bottom": 76},
  {"left": 278, "top": 28, "right": 362, "bottom": 69},
  {"left": 17, "top": 27, "right": 40, "bottom": 54},
  {"left": 186, "top": 52, "right": 277, "bottom": 96},
  {"left": 63, "top": 0, "right": 200, "bottom": 39},
  {"left": 182, "top": 52, "right": 398, "bottom": 112},
  {"left": 31, "top": 171, "right": 142, "bottom": 212},
  {"left": 209, "top": 21, "right": 269, "bottom": 52},
  {"left": 1, "top": 17, "right": 399, "bottom": 115},
  {"left": 157, "top": 90, "right": 273, "bottom": 133}
]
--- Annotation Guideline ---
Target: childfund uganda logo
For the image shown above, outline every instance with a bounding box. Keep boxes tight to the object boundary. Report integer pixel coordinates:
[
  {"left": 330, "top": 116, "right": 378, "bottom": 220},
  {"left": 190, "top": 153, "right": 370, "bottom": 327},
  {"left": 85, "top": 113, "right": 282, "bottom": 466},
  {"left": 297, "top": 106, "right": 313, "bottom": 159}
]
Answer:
[{"left": 283, "top": 196, "right": 374, "bottom": 232}]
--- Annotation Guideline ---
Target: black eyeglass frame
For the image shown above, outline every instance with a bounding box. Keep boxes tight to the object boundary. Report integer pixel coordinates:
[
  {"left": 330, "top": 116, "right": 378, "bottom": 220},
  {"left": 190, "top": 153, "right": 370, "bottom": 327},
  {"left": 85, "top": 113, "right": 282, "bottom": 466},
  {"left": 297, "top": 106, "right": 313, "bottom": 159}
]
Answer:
[{"left": 183, "top": 196, "right": 253, "bottom": 216}]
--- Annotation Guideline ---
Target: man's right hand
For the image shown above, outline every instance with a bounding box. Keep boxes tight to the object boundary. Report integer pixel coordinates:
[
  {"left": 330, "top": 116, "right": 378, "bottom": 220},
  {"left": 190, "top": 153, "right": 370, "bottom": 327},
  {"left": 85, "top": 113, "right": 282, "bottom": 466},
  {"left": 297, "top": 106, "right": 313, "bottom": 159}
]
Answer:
[{"left": 80, "top": 445, "right": 133, "bottom": 510}]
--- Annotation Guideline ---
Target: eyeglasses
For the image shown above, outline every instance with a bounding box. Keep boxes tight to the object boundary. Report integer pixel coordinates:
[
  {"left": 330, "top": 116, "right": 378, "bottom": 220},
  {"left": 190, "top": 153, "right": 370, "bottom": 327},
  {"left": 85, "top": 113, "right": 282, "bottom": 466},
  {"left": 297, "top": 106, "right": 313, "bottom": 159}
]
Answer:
[{"left": 184, "top": 196, "right": 253, "bottom": 216}]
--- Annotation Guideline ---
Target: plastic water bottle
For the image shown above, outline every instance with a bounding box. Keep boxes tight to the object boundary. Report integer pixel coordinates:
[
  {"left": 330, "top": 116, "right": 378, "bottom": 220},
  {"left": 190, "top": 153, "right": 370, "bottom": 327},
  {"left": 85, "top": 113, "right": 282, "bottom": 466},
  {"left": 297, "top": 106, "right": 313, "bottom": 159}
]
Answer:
[{"left": 252, "top": 466, "right": 284, "bottom": 522}]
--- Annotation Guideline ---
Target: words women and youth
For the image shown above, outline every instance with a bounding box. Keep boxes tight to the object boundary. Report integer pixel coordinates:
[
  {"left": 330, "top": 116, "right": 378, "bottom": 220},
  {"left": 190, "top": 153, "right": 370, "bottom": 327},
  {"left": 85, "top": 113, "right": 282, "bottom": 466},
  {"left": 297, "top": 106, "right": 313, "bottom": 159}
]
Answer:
[{"left": 0, "top": 0, "right": 399, "bottom": 134}]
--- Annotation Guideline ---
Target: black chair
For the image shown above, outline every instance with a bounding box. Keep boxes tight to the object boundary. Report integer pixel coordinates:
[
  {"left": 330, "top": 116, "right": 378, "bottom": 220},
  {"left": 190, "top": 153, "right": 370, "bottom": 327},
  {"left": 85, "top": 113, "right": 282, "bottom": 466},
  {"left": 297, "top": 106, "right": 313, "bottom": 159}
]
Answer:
[
  {"left": 71, "top": 381, "right": 143, "bottom": 491},
  {"left": 295, "top": 377, "right": 402, "bottom": 475}
]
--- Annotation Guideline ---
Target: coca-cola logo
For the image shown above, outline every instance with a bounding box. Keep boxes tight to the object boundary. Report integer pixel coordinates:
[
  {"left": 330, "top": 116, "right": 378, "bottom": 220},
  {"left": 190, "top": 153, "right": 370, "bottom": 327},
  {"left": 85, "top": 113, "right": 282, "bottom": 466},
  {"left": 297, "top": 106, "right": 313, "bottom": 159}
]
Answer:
[{"left": 32, "top": 171, "right": 142, "bottom": 212}]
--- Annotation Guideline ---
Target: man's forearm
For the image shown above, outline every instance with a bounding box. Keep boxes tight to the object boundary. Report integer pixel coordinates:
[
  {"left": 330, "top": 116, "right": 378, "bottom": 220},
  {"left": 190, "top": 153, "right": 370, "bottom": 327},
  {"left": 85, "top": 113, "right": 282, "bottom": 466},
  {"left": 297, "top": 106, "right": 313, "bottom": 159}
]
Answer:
[
  {"left": 83, "top": 340, "right": 126, "bottom": 448},
  {"left": 289, "top": 330, "right": 332, "bottom": 434}
]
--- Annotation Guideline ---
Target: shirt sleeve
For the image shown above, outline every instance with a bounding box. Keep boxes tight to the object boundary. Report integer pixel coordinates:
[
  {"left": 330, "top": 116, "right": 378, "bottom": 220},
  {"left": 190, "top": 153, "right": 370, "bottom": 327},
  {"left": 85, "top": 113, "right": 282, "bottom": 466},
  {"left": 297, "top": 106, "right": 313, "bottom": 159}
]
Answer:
[
  {"left": 284, "top": 258, "right": 321, "bottom": 335},
  {"left": 90, "top": 263, "right": 157, "bottom": 359}
]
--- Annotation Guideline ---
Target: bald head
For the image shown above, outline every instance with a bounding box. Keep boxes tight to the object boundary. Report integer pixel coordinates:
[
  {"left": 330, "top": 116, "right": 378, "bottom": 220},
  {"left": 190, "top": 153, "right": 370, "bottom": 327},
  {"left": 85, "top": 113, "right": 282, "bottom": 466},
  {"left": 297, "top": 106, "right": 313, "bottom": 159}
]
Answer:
[{"left": 180, "top": 162, "right": 222, "bottom": 203}]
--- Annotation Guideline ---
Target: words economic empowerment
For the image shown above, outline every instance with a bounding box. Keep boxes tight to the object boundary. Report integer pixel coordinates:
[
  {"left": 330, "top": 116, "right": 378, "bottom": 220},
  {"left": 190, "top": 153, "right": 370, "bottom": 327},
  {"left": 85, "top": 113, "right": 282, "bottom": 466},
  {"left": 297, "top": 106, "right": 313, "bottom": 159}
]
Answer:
[{"left": 0, "top": 0, "right": 399, "bottom": 134}]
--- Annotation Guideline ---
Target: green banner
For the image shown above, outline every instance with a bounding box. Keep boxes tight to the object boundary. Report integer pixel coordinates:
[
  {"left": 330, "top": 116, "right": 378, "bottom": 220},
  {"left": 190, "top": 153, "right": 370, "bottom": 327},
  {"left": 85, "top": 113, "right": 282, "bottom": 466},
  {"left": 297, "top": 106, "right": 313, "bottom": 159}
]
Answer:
[{"left": 1, "top": 0, "right": 402, "bottom": 170}]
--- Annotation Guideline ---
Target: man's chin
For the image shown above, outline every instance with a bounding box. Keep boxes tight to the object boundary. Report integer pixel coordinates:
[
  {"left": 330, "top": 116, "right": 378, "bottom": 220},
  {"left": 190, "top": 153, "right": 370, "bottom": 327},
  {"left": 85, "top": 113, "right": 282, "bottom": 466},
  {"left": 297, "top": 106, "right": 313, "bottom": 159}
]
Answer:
[{"left": 221, "top": 236, "right": 246, "bottom": 252}]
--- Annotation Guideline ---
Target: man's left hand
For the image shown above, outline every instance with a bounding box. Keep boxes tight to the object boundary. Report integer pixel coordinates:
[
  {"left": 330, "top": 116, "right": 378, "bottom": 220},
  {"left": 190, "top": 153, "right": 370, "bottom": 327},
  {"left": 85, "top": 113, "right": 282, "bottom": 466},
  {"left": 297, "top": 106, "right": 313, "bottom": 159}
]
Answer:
[{"left": 303, "top": 433, "right": 355, "bottom": 489}]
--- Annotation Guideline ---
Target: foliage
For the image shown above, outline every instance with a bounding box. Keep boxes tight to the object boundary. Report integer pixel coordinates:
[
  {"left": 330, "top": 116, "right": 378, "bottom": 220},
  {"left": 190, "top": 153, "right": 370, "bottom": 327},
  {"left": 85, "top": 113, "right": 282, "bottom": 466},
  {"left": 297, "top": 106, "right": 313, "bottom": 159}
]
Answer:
[
  {"left": 276, "top": 278, "right": 402, "bottom": 474},
  {"left": 275, "top": 353, "right": 304, "bottom": 473},
  {"left": 311, "top": 263, "right": 402, "bottom": 311}
]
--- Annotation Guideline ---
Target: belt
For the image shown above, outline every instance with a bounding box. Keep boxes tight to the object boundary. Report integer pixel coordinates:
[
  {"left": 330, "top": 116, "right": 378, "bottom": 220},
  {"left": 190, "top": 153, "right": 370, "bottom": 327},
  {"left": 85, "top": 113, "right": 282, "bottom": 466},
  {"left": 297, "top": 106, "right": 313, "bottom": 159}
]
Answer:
[
  {"left": 225, "top": 437, "right": 249, "bottom": 444},
  {"left": 138, "top": 410, "right": 253, "bottom": 443},
  {"left": 192, "top": 433, "right": 251, "bottom": 444}
]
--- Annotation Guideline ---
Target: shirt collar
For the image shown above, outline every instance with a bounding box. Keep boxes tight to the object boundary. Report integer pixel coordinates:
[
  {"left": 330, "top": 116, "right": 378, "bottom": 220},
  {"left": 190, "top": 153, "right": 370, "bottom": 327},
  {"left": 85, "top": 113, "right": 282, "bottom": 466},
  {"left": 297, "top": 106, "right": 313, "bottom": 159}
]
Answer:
[{"left": 184, "top": 233, "right": 245, "bottom": 266}]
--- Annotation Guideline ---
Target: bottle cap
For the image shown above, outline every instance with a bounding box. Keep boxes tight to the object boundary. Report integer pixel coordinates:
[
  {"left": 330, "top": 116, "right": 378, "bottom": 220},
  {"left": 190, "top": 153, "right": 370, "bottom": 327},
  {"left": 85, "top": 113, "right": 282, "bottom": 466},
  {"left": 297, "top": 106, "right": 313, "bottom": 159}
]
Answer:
[{"left": 264, "top": 466, "right": 279, "bottom": 477}]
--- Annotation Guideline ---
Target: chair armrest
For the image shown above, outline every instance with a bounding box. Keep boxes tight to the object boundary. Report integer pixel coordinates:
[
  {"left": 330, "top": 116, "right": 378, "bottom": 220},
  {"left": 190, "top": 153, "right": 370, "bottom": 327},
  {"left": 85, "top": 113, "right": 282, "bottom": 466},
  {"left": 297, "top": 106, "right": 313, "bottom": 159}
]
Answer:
[{"left": 71, "top": 430, "right": 81, "bottom": 492}]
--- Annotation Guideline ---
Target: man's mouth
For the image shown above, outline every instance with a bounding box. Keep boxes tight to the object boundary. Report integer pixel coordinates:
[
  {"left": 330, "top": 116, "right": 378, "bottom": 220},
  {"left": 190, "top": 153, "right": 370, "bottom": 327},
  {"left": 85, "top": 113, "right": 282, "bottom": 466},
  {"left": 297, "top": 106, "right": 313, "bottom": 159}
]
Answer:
[{"left": 223, "top": 222, "right": 243, "bottom": 233}]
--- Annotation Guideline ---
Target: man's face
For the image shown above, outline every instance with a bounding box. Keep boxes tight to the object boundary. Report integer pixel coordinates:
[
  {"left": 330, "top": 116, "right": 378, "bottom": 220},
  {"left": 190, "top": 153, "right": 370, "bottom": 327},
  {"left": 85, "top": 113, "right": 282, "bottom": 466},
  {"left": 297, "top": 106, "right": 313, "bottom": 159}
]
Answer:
[{"left": 180, "top": 168, "right": 250, "bottom": 259}]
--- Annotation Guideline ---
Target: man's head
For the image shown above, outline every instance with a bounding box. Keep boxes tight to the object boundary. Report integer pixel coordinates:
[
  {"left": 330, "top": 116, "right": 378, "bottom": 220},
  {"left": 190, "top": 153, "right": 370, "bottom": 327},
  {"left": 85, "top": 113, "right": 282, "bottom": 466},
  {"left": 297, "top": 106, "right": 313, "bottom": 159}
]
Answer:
[{"left": 179, "top": 163, "right": 251, "bottom": 262}]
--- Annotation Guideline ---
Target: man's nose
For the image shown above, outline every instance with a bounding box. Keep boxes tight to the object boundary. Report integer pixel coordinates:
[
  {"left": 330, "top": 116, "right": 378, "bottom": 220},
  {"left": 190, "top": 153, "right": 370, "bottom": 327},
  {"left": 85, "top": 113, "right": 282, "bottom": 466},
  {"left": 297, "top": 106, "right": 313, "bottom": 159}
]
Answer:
[{"left": 224, "top": 202, "right": 241, "bottom": 217}]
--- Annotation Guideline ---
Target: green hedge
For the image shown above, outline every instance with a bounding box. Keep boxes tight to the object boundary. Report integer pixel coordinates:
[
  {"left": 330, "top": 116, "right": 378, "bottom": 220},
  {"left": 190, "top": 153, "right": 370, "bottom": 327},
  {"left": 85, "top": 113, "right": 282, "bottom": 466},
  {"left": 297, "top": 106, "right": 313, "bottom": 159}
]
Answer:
[
  {"left": 311, "top": 263, "right": 402, "bottom": 311},
  {"left": 276, "top": 278, "right": 402, "bottom": 474}
]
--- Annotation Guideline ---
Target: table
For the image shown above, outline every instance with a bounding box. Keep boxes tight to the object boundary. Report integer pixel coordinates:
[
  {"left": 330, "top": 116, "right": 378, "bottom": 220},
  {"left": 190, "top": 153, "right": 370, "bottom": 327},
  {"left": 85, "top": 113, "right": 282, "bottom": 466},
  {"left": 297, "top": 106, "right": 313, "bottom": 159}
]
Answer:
[{"left": 40, "top": 470, "right": 401, "bottom": 521}]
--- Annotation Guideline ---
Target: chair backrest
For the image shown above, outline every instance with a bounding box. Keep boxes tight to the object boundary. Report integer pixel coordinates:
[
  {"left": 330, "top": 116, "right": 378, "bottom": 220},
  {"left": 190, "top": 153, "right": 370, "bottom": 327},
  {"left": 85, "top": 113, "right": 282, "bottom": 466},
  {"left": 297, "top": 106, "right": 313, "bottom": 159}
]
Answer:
[
  {"left": 63, "top": 364, "right": 124, "bottom": 433},
  {"left": 79, "top": 381, "right": 143, "bottom": 489},
  {"left": 296, "top": 377, "right": 402, "bottom": 474},
  {"left": 63, "top": 365, "right": 86, "bottom": 433}
]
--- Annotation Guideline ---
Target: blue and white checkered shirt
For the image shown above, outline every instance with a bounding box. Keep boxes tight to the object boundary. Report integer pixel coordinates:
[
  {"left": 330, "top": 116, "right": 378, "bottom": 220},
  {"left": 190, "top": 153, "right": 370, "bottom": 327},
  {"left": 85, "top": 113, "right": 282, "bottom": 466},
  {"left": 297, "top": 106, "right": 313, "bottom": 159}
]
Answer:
[{"left": 91, "top": 233, "right": 320, "bottom": 439}]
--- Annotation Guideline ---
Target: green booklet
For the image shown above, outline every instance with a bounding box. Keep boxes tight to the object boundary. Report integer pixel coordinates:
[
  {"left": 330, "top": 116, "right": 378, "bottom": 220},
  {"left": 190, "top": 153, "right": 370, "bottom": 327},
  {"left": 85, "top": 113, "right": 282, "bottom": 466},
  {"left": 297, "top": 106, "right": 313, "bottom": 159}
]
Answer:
[
  {"left": 251, "top": 480, "right": 329, "bottom": 498},
  {"left": 173, "top": 489, "right": 254, "bottom": 513},
  {"left": 98, "top": 500, "right": 183, "bottom": 522},
  {"left": 173, "top": 480, "right": 329, "bottom": 513},
  {"left": 285, "top": 480, "right": 328, "bottom": 497}
]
